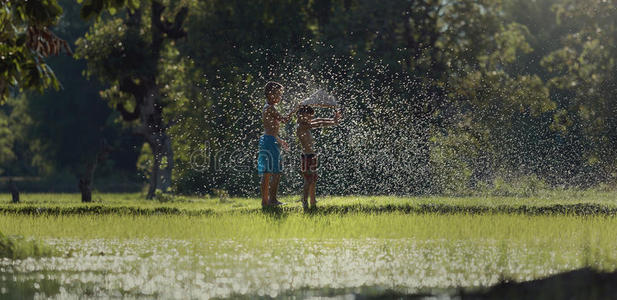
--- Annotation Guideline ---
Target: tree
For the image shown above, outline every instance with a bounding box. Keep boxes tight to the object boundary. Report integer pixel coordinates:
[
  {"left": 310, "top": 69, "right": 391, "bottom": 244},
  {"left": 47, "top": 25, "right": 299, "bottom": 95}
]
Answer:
[
  {"left": 76, "top": 0, "right": 188, "bottom": 198},
  {"left": 170, "top": 0, "right": 314, "bottom": 195},
  {"left": 542, "top": 0, "right": 617, "bottom": 183},
  {"left": 0, "top": 110, "right": 15, "bottom": 174},
  {"left": 0, "top": 94, "right": 35, "bottom": 178},
  {"left": 171, "top": 0, "right": 512, "bottom": 195},
  {"left": 305, "top": 0, "right": 504, "bottom": 192},
  {"left": 0, "top": 0, "right": 72, "bottom": 103},
  {"left": 4, "top": 0, "right": 142, "bottom": 202},
  {"left": 443, "top": 22, "right": 556, "bottom": 190}
]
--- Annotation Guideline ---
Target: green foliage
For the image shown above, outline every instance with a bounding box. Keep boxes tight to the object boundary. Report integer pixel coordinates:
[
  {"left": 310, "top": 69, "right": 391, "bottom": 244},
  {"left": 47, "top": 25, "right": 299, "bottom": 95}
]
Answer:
[
  {"left": 78, "top": 0, "right": 140, "bottom": 20},
  {"left": 430, "top": 129, "right": 478, "bottom": 195},
  {"left": 0, "top": 0, "right": 68, "bottom": 103},
  {"left": 153, "top": 189, "right": 181, "bottom": 202},
  {"left": 6, "top": 0, "right": 617, "bottom": 195},
  {"left": 5, "top": 0, "right": 142, "bottom": 183},
  {"left": 432, "top": 129, "right": 548, "bottom": 197},
  {"left": 136, "top": 142, "right": 152, "bottom": 178},
  {"left": 75, "top": 0, "right": 187, "bottom": 112},
  {"left": 434, "top": 19, "right": 557, "bottom": 192},
  {"left": 478, "top": 175, "right": 547, "bottom": 198},
  {"left": 540, "top": 0, "right": 617, "bottom": 179},
  {"left": 0, "top": 111, "right": 16, "bottom": 173},
  {"left": 0, "top": 231, "right": 55, "bottom": 259},
  {"left": 0, "top": 94, "right": 38, "bottom": 175},
  {"left": 172, "top": 0, "right": 506, "bottom": 194},
  {"left": 75, "top": 16, "right": 138, "bottom": 84}
]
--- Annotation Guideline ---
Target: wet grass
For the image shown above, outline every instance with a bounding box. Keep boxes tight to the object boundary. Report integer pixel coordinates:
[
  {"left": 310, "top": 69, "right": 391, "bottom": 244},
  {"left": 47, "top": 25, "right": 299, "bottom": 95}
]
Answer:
[
  {"left": 1, "top": 213, "right": 617, "bottom": 245},
  {"left": 0, "top": 213, "right": 616, "bottom": 298},
  {"left": 0, "top": 231, "right": 55, "bottom": 259},
  {"left": 1, "top": 193, "right": 617, "bottom": 298}
]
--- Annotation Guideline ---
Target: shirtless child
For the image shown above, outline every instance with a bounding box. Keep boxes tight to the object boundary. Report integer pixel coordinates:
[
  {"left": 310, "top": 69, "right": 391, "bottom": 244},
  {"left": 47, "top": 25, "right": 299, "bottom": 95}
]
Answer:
[
  {"left": 296, "top": 105, "right": 341, "bottom": 209},
  {"left": 257, "top": 82, "right": 298, "bottom": 207}
]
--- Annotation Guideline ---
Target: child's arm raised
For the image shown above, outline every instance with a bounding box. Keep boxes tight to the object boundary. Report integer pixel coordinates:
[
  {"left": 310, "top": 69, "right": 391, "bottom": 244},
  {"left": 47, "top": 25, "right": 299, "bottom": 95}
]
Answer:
[
  {"left": 280, "top": 104, "right": 300, "bottom": 123},
  {"left": 269, "top": 104, "right": 300, "bottom": 124},
  {"left": 310, "top": 119, "right": 337, "bottom": 128},
  {"left": 311, "top": 110, "right": 342, "bottom": 128},
  {"left": 310, "top": 118, "right": 332, "bottom": 122}
]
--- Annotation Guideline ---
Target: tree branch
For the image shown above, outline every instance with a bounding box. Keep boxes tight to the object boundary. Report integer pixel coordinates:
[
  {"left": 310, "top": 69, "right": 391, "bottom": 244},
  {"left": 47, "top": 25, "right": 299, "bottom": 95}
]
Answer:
[
  {"left": 152, "top": 1, "right": 188, "bottom": 40},
  {"left": 168, "top": 7, "right": 188, "bottom": 39},
  {"left": 133, "top": 125, "right": 147, "bottom": 136},
  {"left": 96, "top": 139, "right": 114, "bottom": 162},
  {"left": 116, "top": 102, "right": 140, "bottom": 121},
  {"left": 165, "top": 118, "right": 178, "bottom": 130},
  {"left": 118, "top": 77, "right": 146, "bottom": 103},
  {"left": 126, "top": 7, "right": 142, "bottom": 28}
]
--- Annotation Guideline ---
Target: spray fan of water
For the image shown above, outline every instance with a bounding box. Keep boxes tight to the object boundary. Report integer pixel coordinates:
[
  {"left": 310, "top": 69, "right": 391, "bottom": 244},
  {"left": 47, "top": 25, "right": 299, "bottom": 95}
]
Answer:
[{"left": 170, "top": 49, "right": 440, "bottom": 196}]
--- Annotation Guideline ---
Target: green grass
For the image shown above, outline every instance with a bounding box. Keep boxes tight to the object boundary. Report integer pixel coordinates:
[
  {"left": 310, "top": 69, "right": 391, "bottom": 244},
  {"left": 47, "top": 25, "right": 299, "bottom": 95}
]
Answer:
[
  {"left": 2, "top": 212, "right": 617, "bottom": 270},
  {"left": 1, "top": 193, "right": 617, "bottom": 298},
  {"left": 0, "top": 212, "right": 615, "bottom": 243},
  {"left": 0, "top": 231, "right": 55, "bottom": 259},
  {"left": 1, "top": 191, "right": 617, "bottom": 215}
]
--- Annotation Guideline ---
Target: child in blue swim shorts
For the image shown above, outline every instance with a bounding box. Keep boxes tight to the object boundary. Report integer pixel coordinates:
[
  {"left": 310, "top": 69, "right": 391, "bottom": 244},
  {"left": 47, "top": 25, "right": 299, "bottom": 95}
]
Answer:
[{"left": 258, "top": 81, "right": 298, "bottom": 207}]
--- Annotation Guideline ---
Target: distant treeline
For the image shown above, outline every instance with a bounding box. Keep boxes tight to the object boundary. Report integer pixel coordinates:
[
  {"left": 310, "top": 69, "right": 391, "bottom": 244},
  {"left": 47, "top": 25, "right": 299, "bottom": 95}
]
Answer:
[{"left": 2, "top": 0, "right": 617, "bottom": 196}]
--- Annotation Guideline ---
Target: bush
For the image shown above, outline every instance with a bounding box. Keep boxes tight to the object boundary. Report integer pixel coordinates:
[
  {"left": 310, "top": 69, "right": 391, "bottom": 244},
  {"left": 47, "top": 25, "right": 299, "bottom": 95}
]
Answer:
[
  {"left": 478, "top": 175, "right": 547, "bottom": 197},
  {"left": 429, "top": 130, "right": 478, "bottom": 196},
  {"left": 153, "top": 189, "right": 174, "bottom": 202},
  {"left": 0, "top": 231, "right": 55, "bottom": 259},
  {"left": 153, "top": 190, "right": 196, "bottom": 203}
]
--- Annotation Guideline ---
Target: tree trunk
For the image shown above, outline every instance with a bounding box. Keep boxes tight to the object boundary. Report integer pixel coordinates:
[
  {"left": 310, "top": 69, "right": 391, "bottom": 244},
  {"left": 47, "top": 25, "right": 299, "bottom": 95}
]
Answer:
[
  {"left": 158, "top": 134, "right": 173, "bottom": 191},
  {"left": 114, "top": 2, "right": 186, "bottom": 200},
  {"left": 146, "top": 145, "right": 162, "bottom": 199},
  {"left": 8, "top": 178, "right": 19, "bottom": 203},
  {"left": 138, "top": 86, "right": 174, "bottom": 200},
  {"left": 145, "top": 132, "right": 173, "bottom": 199},
  {"left": 78, "top": 165, "right": 94, "bottom": 203},
  {"left": 79, "top": 140, "right": 112, "bottom": 203}
]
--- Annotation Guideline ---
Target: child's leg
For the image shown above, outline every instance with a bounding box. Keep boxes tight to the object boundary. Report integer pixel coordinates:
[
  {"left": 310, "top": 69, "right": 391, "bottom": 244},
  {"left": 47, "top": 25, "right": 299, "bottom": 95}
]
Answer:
[
  {"left": 261, "top": 173, "right": 271, "bottom": 206},
  {"left": 301, "top": 177, "right": 310, "bottom": 208},
  {"left": 269, "top": 173, "right": 281, "bottom": 202},
  {"left": 309, "top": 176, "right": 317, "bottom": 207}
]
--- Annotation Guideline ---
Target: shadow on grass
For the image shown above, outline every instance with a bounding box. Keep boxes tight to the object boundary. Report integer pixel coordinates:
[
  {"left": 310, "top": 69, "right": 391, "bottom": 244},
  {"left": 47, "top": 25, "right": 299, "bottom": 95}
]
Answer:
[
  {"left": 225, "top": 268, "right": 617, "bottom": 300},
  {"left": 2, "top": 203, "right": 617, "bottom": 217},
  {"left": 1, "top": 267, "right": 613, "bottom": 299},
  {"left": 260, "top": 205, "right": 287, "bottom": 220},
  {"left": 460, "top": 267, "right": 617, "bottom": 300}
]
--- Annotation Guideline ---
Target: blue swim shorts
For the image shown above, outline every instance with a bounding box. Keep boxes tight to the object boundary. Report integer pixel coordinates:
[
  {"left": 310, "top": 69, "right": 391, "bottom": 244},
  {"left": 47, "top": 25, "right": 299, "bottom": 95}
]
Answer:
[{"left": 257, "top": 135, "right": 282, "bottom": 174}]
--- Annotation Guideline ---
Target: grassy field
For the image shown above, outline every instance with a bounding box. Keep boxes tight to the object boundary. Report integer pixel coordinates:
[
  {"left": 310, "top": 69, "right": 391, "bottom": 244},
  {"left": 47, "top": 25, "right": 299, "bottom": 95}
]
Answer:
[
  {"left": 1, "top": 193, "right": 617, "bottom": 298},
  {"left": 1, "top": 190, "right": 617, "bottom": 214}
]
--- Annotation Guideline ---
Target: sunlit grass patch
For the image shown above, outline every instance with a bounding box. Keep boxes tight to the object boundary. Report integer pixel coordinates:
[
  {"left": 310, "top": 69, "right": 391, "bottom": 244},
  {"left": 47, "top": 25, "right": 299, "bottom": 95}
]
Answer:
[
  {"left": 2, "top": 192, "right": 617, "bottom": 216},
  {"left": 1, "top": 213, "right": 617, "bottom": 249},
  {"left": 1, "top": 194, "right": 617, "bottom": 298},
  {"left": 0, "top": 231, "right": 55, "bottom": 259},
  {"left": 1, "top": 213, "right": 617, "bottom": 298}
]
